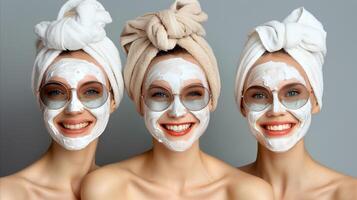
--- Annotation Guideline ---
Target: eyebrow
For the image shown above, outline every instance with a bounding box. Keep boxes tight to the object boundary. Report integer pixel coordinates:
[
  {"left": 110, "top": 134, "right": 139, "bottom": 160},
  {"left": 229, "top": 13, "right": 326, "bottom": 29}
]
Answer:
[
  {"left": 45, "top": 75, "right": 101, "bottom": 88},
  {"left": 148, "top": 83, "right": 172, "bottom": 92},
  {"left": 247, "top": 79, "right": 306, "bottom": 91},
  {"left": 45, "top": 77, "right": 70, "bottom": 87},
  {"left": 183, "top": 81, "right": 204, "bottom": 88},
  {"left": 77, "top": 75, "right": 101, "bottom": 86}
]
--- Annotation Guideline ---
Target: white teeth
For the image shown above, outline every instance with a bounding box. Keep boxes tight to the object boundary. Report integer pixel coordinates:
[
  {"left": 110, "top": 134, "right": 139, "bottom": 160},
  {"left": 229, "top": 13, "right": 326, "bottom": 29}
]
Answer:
[
  {"left": 63, "top": 122, "right": 89, "bottom": 130},
  {"left": 266, "top": 124, "right": 292, "bottom": 131},
  {"left": 165, "top": 124, "right": 191, "bottom": 132}
]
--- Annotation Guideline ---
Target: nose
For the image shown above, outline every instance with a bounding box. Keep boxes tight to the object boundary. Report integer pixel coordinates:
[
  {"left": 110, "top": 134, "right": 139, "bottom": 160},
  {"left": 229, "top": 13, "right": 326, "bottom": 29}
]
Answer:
[
  {"left": 64, "top": 92, "right": 84, "bottom": 114},
  {"left": 167, "top": 96, "right": 187, "bottom": 118},
  {"left": 266, "top": 92, "right": 285, "bottom": 117}
]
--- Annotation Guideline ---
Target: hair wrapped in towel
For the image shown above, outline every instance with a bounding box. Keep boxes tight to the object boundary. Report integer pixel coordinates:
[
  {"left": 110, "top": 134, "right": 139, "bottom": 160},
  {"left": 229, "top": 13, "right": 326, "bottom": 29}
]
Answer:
[
  {"left": 32, "top": 0, "right": 124, "bottom": 109},
  {"left": 235, "top": 7, "right": 327, "bottom": 113},
  {"left": 120, "top": 0, "right": 220, "bottom": 114}
]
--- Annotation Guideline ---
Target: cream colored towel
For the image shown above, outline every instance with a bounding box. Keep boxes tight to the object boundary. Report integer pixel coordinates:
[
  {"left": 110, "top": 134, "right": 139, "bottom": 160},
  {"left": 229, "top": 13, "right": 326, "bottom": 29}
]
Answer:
[
  {"left": 121, "top": 0, "right": 220, "bottom": 114},
  {"left": 235, "top": 7, "right": 327, "bottom": 113},
  {"left": 32, "top": 0, "right": 124, "bottom": 109}
]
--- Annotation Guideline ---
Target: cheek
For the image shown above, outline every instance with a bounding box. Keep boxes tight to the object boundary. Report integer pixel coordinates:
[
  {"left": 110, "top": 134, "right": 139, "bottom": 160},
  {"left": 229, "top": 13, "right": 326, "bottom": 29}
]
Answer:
[
  {"left": 53, "top": 112, "right": 63, "bottom": 123},
  {"left": 83, "top": 110, "right": 98, "bottom": 122},
  {"left": 191, "top": 106, "right": 210, "bottom": 128},
  {"left": 247, "top": 110, "right": 266, "bottom": 128},
  {"left": 144, "top": 106, "right": 165, "bottom": 126},
  {"left": 44, "top": 108, "right": 62, "bottom": 122},
  {"left": 192, "top": 108, "right": 209, "bottom": 122},
  {"left": 90, "top": 101, "right": 111, "bottom": 121},
  {"left": 289, "top": 101, "right": 312, "bottom": 123},
  {"left": 247, "top": 110, "right": 267, "bottom": 124},
  {"left": 256, "top": 115, "right": 266, "bottom": 125}
]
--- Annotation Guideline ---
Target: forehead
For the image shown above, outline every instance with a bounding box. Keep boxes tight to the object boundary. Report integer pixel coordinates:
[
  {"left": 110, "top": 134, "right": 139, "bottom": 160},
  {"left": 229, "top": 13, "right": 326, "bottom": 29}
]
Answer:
[
  {"left": 254, "top": 52, "right": 308, "bottom": 80},
  {"left": 144, "top": 55, "right": 207, "bottom": 88},
  {"left": 43, "top": 51, "right": 108, "bottom": 87},
  {"left": 245, "top": 52, "right": 311, "bottom": 89},
  {"left": 247, "top": 61, "right": 306, "bottom": 88},
  {"left": 45, "top": 59, "right": 106, "bottom": 87}
]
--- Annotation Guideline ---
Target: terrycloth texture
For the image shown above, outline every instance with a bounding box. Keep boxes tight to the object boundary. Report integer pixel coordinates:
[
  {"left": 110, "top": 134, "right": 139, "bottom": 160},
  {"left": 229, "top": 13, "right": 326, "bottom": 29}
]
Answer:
[
  {"left": 120, "top": 0, "right": 220, "bottom": 114},
  {"left": 235, "top": 7, "right": 327, "bottom": 113},
  {"left": 32, "top": 0, "right": 124, "bottom": 109}
]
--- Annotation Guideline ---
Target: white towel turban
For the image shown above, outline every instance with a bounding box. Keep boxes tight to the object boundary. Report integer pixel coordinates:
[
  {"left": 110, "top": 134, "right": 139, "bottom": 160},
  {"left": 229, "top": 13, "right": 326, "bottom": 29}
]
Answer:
[
  {"left": 235, "top": 7, "right": 327, "bottom": 113},
  {"left": 32, "top": 0, "right": 124, "bottom": 109}
]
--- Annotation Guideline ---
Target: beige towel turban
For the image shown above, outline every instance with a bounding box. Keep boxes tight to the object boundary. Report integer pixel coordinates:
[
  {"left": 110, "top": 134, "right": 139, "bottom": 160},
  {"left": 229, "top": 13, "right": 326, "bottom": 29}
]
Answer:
[
  {"left": 120, "top": 0, "right": 220, "bottom": 114},
  {"left": 235, "top": 7, "right": 327, "bottom": 113}
]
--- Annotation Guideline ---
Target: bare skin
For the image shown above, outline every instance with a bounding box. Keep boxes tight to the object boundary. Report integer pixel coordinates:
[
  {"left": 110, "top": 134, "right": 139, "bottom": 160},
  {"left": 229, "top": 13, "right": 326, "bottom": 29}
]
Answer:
[
  {"left": 239, "top": 52, "right": 357, "bottom": 200},
  {"left": 0, "top": 51, "right": 116, "bottom": 200},
  {"left": 0, "top": 142, "right": 98, "bottom": 200},
  {"left": 81, "top": 53, "right": 274, "bottom": 200}
]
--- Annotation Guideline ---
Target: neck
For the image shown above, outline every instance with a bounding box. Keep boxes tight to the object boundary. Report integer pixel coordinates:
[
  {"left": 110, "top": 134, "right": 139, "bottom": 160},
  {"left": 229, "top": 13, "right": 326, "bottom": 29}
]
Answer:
[
  {"left": 254, "top": 140, "right": 315, "bottom": 193},
  {"left": 147, "top": 139, "right": 212, "bottom": 189},
  {"left": 32, "top": 140, "right": 98, "bottom": 194}
]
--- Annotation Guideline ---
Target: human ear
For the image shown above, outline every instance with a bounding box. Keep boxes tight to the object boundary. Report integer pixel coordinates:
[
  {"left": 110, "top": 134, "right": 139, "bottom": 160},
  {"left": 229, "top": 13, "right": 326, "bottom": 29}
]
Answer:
[
  {"left": 241, "top": 102, "right": 248, "bottom": 117},
  {"left": 208, "top": 99, "right": 213, "bottom": 111},
  {"left": 310, "top": 92, "right": 320, "bottom": 114},
  {"left": 110, "top": 95, "right": 116, "bottom": 113},
  {"left": 139, "top": 95, "right": 145, "bottom": 116}
]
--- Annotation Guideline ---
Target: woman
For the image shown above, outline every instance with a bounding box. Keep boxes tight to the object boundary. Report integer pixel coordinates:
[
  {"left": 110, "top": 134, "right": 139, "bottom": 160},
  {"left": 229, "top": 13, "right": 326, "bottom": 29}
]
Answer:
[
  {"left": 0, "top": 0, "right": 123, "bottom": 199},
  {"left": 81, "top": 0, "right": 273, "bottom": 199},
  {"left": 235, "top": 7, "right": 357, "bottom": 200}
]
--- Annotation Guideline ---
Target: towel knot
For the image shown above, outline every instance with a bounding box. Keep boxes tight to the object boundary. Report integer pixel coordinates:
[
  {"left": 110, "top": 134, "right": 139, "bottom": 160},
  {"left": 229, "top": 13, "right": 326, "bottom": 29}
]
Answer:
[
  {"left": 34, "top": 0, "right": 112, "bottom": 51},
  {"left": 255, "top": 7, "right": 326, "bottom": 55},
  {"left": 146, "top": 0, "right": 207, "bottom": 51}
]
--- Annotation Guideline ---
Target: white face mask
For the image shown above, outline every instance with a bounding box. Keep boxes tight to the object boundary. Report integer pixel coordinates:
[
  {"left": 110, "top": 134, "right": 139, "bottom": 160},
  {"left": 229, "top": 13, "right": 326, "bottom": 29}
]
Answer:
[
  {"left": 245, "top": 61, "right": 312, "bottom": 152},
  {"left": 143, "top": 58, "right": 210, "bottom": 152},
  {"left": 42, "top": 58, "right": 110, "bottom": 151}
]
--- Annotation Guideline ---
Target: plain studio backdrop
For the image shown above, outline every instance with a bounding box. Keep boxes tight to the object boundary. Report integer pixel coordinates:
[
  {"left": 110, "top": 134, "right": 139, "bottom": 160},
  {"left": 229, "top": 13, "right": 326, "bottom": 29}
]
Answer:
[{"left": 0, "top": 0, "right": 356, "bottom": 177}]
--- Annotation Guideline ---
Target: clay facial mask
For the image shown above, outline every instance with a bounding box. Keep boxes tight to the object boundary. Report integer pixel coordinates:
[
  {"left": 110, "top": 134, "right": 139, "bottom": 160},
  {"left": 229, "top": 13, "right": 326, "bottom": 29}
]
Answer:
[
  {"left": 143, "top": 58, "right": 210, "bottom": 152},
  {"left": 42, "top": 58, "right": 110, "bottom": 150},
  {"left": 245, "top": 61, "right": 312, "bottom": 152}
]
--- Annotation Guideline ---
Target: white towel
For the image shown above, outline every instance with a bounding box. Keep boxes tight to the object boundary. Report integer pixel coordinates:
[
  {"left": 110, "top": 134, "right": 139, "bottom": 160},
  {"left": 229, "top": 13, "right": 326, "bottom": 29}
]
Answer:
[
  {"left": 32, "top": 0, "right": 123, "bottom": 109},
  {"left": 235, "top": 7, "right": 327, "bottom": 113}
]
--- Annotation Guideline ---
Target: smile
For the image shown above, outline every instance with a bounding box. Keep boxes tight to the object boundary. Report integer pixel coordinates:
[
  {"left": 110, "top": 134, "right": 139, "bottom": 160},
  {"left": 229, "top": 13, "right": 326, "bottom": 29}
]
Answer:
[
  {"left": 62, "top": 122, "right": 90, "bottom": 130},
  {"left": 260, "top": 122, "right": 296, "bottom": 137},
  {"left": 161, "top": 123, "right": 194, "bottom": 137},
  {"left": 58, "top": 120, "right": 93, "bottom": 137}
]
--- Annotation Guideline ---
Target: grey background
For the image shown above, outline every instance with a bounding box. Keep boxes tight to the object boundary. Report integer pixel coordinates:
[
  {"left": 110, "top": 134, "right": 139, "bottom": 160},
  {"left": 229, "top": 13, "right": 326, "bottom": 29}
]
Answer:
[{"left": 1, "top": 0, "right": 356, "bottom": 177}]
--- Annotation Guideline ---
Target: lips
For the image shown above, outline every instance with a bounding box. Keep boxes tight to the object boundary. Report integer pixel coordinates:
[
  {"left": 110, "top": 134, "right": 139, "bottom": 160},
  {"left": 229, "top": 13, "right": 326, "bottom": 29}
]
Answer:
[
  {"left": 260, "top": 122, "right": 296, "bottom": 137},
  {"left": 63, "top": 122, "right": 89, "bottom": 130},
  {"left": 58, "top": 120, "right": 93, "bottom": 137},
  {"left": 160, "top": 123, "right": 194, "bottom": 137}
]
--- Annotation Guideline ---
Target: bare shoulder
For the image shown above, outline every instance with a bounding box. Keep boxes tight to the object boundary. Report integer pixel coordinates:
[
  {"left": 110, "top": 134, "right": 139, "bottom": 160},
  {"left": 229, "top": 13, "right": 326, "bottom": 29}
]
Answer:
[
  {"left": 313, "top": 163, "right": 357, "bottom": 200},
  {"left": 81, "top": 152, "right": 149, "bottom": 200},
  {"left": 238, "top": 162, "right": 256, "bottom": 175},
  {"left": 333, "top": 175, "right": 357, "bottom": 200},
  {"left": 203, "top": 153, "right": 273, "bottom": 199},
  {"left": 227, "top": 170, "right": 273, "bottom": 200},
  {"left": 0, "top": 174, "right": 30, "bottom": 200},
  {"left": 80, "top": 165, "right": 130, "bottom": 200}
]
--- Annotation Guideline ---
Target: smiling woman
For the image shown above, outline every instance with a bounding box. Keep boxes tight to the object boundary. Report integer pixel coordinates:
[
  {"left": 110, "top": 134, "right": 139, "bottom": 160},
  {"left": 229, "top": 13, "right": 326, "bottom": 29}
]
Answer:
[
  {"left": 242, "top": 54, "right": 315, "bottom": 152},
  {"left": 235, "top": 7, "right": 357, "bottom": 200},
  {"left": 80, "top": 0, "right": 274, "bottom": 200},
  {"left": 39, "top": 53, "right": 112, "bottom": 149},
  {"left": 0, "top": 0, "right": 124, "bottom": 199},
  {"left": 142, "top": 51, "right": 211, "bottom": 152}
]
